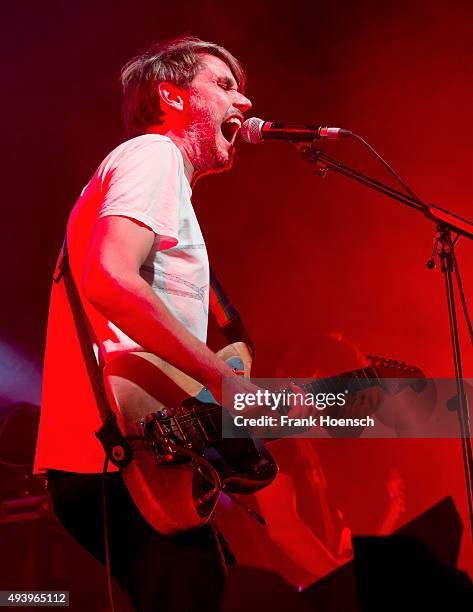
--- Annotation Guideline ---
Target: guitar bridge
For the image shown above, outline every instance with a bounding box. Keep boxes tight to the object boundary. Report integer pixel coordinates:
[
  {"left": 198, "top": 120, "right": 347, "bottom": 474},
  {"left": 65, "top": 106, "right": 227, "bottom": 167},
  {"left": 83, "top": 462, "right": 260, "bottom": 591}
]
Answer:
[{"left": 138, "top": 408, "right": 200, "bottom": 464}]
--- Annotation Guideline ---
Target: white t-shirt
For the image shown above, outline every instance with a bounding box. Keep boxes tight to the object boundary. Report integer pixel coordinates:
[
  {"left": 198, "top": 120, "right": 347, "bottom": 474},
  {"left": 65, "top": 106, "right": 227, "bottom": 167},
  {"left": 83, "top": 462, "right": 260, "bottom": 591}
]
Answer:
[{"left": 34, "top": 134, "right": 209, "bottom": 473}]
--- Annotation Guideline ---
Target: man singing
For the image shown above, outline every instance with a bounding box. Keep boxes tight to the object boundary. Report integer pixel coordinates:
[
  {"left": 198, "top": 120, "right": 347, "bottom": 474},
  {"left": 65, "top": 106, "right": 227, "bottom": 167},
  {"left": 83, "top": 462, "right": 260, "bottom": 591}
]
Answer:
[{"left": 34, "top": 36, "right": 255, "bottom": 611}]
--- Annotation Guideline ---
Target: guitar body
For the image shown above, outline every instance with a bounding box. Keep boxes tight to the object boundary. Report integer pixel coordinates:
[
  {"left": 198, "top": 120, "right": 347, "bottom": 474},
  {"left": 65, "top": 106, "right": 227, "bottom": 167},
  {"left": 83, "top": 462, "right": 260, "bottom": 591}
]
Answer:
[{"left": 103, "top": 342, "right": 278, "bottom": 535}]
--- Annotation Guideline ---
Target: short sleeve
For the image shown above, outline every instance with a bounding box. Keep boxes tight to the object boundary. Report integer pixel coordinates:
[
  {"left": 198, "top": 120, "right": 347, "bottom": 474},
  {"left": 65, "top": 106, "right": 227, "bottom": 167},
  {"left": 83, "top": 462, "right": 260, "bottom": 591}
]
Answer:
[{"left": 98, "top": 138, "right": 180, "bottom": 246}]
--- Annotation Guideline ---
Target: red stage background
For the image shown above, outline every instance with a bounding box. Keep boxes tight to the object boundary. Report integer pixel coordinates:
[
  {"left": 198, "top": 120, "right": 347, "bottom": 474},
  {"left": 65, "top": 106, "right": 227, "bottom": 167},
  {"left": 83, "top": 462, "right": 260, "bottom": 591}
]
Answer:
[{"left": 1, "top": 0, "right": 472, "bottom": 585}]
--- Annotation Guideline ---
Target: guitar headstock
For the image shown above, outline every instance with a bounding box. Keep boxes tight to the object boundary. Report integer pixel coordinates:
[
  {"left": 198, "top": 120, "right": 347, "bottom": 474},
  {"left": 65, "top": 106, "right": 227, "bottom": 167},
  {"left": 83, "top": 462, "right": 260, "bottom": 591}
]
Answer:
[{"left": 368, "top": 355, "right": 426, "bottom": 394}]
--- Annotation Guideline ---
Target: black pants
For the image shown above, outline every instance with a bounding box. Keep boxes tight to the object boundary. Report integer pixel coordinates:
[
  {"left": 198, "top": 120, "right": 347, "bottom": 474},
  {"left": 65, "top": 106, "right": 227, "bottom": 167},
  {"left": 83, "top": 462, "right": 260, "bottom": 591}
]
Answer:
[{"left": 47, "top": 470, "right": 228, "bottom": 612}]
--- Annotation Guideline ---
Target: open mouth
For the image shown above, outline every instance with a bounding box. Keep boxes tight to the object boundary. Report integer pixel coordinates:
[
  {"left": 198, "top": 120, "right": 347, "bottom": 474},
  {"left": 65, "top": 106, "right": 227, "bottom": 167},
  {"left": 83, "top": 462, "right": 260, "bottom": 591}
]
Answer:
[{"left": 220, "top": 116, "right": 242, "bottom": 144}]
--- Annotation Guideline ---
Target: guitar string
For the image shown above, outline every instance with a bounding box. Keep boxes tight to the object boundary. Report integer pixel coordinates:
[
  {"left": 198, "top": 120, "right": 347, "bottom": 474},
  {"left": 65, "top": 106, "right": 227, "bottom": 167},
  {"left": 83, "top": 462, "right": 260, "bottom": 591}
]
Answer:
[
  {"left": 135, "top": 364, "right": 416, "bottom": 442},
  {"left": 144, "top": 366, "right": 396, "bottom": 436},
  {"left": 162, "top": 375, "right": 412, "bottom": 436},
  {"left": 167, "top": 364, "right": 397, "bottom": 428},
  {"left": 160, "top": 365, "right": 422, "bottom": 432},
  {"left": 125, "top": 362, "right": 408, "bottom": 438},
  {"left": 162, "top": 368, "right": 379, "bottom": 430}
]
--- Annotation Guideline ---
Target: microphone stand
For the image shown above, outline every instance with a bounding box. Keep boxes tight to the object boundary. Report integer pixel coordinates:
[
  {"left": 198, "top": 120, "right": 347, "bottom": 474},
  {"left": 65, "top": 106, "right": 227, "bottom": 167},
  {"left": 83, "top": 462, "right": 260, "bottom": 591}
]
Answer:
[{"left": 295, "top": 142, "right": 473, "bottom": 539}]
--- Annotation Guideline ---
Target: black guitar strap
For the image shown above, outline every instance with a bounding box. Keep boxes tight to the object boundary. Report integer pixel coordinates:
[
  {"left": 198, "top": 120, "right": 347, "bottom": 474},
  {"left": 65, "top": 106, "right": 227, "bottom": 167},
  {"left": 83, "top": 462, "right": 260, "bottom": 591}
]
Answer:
[
  {"left": 53, "top": 237, "right": 133, "bottom": 469},
  {"left": 53, "top": 237, "right": 255, "bottom": 468},
  {"left": 209, "top": 269, "right": 255, "bottom": 358}
]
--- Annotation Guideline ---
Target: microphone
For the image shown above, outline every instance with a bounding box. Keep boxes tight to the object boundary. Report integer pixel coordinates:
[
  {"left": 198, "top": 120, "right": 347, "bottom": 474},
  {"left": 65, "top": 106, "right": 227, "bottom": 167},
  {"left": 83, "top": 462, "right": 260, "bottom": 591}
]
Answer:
[{"left": 241, "top": 117, "right": 352, "bottom": 144}]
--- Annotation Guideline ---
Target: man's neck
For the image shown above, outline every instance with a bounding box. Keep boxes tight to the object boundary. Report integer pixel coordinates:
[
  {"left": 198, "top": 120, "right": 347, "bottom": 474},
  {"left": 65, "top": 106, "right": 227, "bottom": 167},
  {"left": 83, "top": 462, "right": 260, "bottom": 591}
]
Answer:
[{"left": 146, "top": 125, "right": 195, "bottom": 184}]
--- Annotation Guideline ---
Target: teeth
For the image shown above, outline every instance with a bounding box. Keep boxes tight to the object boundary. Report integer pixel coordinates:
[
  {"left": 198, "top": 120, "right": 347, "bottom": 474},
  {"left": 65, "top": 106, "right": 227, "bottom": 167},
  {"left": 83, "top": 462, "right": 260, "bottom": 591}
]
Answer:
[{"left": 226, "top": 117, "right": 242, "bottom": 128}]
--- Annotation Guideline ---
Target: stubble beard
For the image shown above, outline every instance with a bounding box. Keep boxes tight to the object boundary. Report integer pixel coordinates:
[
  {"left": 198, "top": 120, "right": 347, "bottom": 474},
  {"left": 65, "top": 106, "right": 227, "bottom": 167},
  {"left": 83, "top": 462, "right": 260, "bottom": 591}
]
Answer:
[{"left": 185, "top": 90, "right": 233, "bottom": 174}]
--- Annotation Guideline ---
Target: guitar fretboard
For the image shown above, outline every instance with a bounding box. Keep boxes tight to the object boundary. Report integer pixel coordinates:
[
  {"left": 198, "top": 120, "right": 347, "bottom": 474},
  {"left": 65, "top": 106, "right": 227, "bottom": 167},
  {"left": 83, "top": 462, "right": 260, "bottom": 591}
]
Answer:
[
  {"left": 301, "top": 365, "right": 381, "bottom": 397},
  {"left": 264, "top": 366, "right": 381, "bottom": 416}
]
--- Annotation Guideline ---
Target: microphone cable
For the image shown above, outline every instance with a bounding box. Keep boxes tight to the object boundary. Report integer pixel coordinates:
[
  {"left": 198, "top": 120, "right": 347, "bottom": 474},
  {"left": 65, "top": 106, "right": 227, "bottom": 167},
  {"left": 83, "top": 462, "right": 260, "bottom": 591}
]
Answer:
[{"left": 350, "top": 132, "right": 427, "bottom": 209}]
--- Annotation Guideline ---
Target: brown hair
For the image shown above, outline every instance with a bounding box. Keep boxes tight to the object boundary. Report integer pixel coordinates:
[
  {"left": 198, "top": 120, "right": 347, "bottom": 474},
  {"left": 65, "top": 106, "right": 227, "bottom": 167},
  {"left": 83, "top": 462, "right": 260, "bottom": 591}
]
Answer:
[{"left": 120, "top": 35, "right": 246, "bottom": 137}]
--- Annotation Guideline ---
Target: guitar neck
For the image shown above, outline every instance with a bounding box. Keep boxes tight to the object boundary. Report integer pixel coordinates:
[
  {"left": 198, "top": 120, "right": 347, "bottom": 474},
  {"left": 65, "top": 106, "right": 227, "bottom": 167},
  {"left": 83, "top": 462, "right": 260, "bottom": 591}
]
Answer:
[
  {"left": 203, "top": 360, "right": 413, "bottom": 420},
  {"left": 300, "top": 366, "right": 381, "bottom": 397},
  {"left": 266, "top": 366, "right": 382, "bottom": 417},
  {"left": 210, "top": 366, "right": 383, "bottom": 419}
]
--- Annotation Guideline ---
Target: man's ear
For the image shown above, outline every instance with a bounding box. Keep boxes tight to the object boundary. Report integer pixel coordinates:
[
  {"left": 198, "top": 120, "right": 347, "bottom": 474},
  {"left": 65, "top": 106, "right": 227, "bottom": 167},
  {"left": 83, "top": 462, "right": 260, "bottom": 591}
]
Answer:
[{"left": 157, "top": 82, "right": 186, "bottom": 113}]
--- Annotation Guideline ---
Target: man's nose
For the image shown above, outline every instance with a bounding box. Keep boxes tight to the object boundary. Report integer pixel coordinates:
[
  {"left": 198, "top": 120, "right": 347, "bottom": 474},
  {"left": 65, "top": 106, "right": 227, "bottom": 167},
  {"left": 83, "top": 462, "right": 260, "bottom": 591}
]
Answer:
[{"left": 234, "top": 91, "right": 252, "bottom": 113}]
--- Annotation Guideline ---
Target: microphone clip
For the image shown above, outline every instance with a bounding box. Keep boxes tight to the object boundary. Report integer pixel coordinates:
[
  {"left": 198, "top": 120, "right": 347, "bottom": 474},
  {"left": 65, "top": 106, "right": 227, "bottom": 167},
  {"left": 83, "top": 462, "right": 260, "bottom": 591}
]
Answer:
[{"left": 294, "top": 143, "right": 329, "bottom": 178}]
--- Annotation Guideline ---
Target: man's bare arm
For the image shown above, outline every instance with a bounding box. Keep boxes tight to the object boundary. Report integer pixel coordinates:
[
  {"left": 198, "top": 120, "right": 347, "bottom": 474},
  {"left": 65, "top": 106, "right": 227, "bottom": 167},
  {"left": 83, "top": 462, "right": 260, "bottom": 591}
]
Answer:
[{"left": 82, "top": 215, "right": 236, "bottom": 402}]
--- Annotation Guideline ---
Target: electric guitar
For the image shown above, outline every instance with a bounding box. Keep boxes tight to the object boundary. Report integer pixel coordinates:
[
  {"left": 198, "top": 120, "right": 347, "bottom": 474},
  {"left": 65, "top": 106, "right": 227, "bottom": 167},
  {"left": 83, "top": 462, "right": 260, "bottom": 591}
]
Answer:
[{"left": 103, "top": 344, "right": 424, "bottom": 535}]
